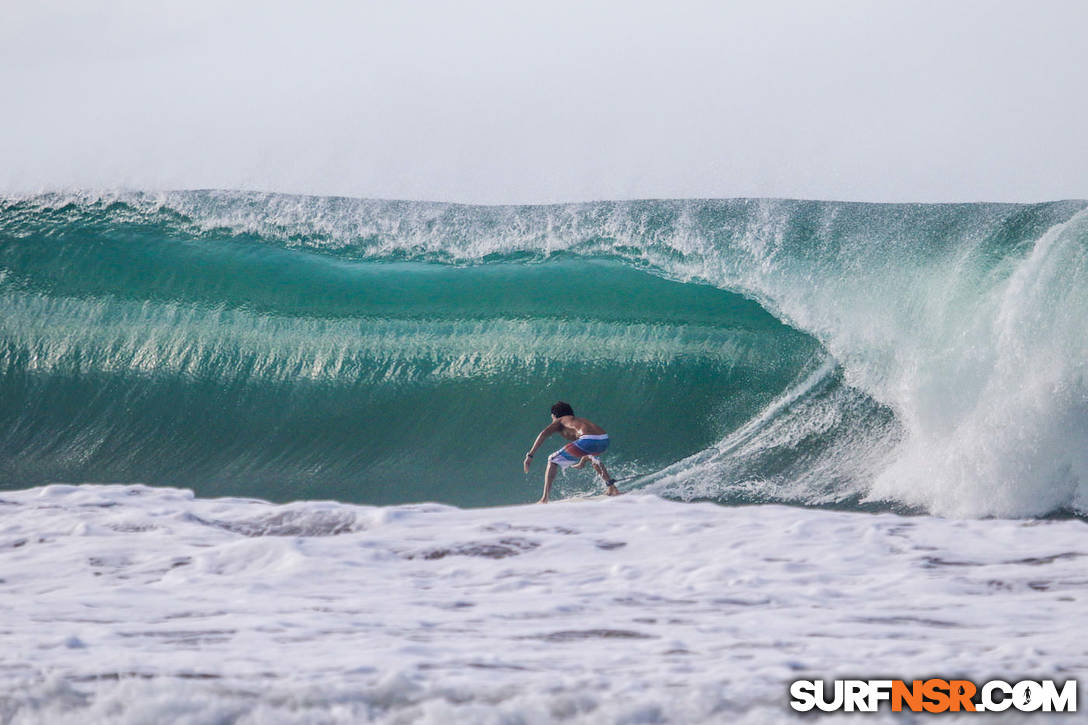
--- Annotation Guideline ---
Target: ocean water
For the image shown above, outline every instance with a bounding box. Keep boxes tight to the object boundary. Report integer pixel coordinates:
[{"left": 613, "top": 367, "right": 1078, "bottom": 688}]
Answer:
[{"left": 1, "top": 191, "right": 1086, "bottom": 722}]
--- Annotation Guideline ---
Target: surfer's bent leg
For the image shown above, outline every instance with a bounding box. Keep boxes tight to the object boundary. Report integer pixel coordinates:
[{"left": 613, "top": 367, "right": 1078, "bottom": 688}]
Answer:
[
  {"left": 568, "top": 435, "right": 617, "bottom": 495},
  {"left": 590, "top": 459, "right": 620, "bottom": 495}
]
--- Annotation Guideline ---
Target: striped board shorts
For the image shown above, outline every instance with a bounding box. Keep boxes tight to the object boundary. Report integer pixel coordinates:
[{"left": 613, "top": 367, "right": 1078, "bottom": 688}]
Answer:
[{"left": 548, "top": 434, "right": 610, "bottom": 469}]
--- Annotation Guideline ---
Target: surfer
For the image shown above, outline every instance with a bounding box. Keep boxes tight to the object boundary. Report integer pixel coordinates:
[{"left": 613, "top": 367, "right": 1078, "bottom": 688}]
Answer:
[{"left": 523, "top": 401, "right": 619, "bottom": 503}]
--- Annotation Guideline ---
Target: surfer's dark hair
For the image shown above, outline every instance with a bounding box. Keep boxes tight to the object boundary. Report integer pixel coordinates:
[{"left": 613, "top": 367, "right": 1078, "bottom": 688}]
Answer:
[{"left": 551, "top": 401, "right": 574, "bottom": 418}]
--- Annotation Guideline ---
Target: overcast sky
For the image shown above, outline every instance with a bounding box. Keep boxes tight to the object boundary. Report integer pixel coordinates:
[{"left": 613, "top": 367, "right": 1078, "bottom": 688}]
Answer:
[{"left": 3, "top": 0, "right": 1086, "bottom": 204}]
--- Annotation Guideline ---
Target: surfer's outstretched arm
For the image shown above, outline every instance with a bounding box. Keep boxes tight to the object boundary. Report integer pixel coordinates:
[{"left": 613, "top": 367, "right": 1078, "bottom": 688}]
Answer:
[{"left": 524, "top": 420, "right": 561, "bottom": 473}]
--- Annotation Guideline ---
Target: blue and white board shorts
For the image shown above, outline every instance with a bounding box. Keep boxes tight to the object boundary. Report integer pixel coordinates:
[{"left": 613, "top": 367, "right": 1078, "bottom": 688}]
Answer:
[{"left": 548, "top": 434, "right": 610, "bottom": 469}]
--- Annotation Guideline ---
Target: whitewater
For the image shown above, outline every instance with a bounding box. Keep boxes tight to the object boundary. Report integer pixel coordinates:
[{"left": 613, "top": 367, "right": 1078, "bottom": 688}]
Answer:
[{"left": 1, "top": 191, "right": 1086, "bottom": 722}]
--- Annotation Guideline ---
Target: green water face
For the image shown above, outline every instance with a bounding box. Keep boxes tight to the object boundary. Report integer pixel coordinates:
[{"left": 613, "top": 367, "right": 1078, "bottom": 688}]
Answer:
[
  {"left": 0, "top": 226, "right": 820, "bottom": 505},
  {"left": 8, "top": 192, "right": 1087, "bottom": 516}
]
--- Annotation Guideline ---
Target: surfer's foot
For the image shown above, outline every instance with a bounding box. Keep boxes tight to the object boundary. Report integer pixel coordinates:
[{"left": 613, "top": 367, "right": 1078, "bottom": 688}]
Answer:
[
  {"left": 605, "top": 484, "right": 620, "bottom": 496},
  {"left": 538, "top": 497, "right": 549, "bottom": 504}
]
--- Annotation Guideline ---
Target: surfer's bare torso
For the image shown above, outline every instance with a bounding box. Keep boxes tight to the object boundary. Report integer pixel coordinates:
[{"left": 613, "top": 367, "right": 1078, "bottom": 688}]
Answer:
[{"left": 551, "top": 415, "right": 607, "bottom": 441}]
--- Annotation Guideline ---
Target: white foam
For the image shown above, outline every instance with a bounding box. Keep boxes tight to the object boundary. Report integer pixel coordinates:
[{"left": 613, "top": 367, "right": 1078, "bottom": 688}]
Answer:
[{"left": 0, "top": 485, "right": 1084, "bottom": 722}]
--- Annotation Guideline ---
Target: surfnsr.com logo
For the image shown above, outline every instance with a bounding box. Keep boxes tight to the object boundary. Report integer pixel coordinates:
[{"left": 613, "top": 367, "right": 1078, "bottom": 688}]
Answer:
[{"left": 790, "top": 679, "right": 1077, "bottom": 713}]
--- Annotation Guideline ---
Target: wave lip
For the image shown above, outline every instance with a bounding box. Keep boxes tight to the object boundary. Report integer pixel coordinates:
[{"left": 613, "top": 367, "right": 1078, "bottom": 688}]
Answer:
[{"left": 867, "top": 207, "right": 1088, "bottom": 517}]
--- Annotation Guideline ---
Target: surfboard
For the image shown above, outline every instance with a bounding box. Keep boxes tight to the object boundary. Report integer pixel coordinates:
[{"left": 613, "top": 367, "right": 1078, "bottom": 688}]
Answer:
[{"left": 556, "top": 492, "right": 623, "bottom": 503}]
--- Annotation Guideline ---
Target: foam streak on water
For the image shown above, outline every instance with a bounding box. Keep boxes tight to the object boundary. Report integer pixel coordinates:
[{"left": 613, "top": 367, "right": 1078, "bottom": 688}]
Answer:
[{"left": 0, "top": 485, "right": 1085, "bottom": 723}]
